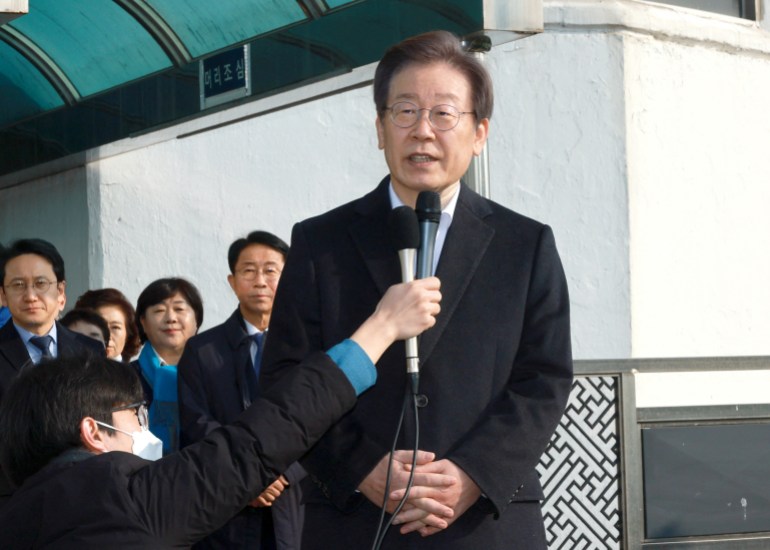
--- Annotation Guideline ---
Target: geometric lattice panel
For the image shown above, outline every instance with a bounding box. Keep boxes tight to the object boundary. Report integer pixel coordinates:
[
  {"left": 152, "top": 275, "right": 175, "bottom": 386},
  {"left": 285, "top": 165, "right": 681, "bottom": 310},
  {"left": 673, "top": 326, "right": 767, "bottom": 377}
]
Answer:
[{"left": 538, "top": 376, "right": 621, "bottom": 549}]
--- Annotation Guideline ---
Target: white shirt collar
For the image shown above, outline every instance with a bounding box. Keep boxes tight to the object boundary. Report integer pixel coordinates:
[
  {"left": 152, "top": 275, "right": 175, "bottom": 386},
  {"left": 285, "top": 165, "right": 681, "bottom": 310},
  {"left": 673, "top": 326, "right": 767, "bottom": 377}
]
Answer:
[
  {"left": 15, "top": 321, "right": 58, "bottom": 363},
  {"left": 14, "top": 321, "right": 58, "bottom": 345},
  {"left": 388, "top": 182, "right": 459, "bottom": 275},
  {"left": 243, "top": 319, "right": 264, "bottom": 337}
]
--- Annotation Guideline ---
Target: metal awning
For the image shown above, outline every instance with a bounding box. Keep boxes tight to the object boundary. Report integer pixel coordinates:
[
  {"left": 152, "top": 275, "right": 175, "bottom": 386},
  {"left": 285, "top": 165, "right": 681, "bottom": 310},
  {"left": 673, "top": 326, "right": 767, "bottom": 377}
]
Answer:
[{"left": 0, "top": 0, "right": 540, "bottom": 178}]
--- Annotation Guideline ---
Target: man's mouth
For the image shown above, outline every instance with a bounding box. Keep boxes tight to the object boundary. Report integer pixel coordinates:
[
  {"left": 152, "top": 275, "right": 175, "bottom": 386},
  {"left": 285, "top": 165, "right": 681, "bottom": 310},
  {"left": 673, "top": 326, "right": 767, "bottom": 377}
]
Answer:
[{"left": 409, "top": 154, "right": 435, "bottom": 163}]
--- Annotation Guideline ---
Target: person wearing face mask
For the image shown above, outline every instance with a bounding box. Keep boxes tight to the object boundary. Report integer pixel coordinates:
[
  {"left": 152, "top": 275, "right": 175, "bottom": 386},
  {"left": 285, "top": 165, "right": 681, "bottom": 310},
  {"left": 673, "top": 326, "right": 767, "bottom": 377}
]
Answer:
[
  {"left": 131, "top": 277, "right": 204, "bottom": 455},
  {"left": 0, "top": 275, "right": 442, "bottom": 546}
]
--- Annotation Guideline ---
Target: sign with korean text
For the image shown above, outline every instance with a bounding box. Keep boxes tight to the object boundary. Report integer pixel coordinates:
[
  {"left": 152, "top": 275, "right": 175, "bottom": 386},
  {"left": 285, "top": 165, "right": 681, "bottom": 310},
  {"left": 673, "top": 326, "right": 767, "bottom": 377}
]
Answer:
[{"left": 199, "top": 45, "right": 251, "bottom": 109}]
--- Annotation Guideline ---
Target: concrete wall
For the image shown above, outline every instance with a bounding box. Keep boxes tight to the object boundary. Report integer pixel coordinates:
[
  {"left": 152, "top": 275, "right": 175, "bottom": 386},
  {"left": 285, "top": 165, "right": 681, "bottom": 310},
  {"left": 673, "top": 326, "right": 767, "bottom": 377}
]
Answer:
[
  {"left": 0, "top": 166, "right": 92, "bottom": 310},
  {"left": 2, "top": 0, "right": 769, "bottom": 362},
  {"left": 626, "top": 31, "right": 770, "bottom": 358}
]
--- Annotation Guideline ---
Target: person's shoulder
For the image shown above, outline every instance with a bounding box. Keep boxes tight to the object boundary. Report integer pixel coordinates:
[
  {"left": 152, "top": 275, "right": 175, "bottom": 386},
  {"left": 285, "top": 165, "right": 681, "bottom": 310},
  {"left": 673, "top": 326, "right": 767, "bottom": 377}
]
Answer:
[
  {"left": 184, "top": 312, "right": 241, "bottom": 350},
  {"left": 57, "top": 323, "right": 106, "bottom": 356},
  {"left": 298, "top": 177, "right": 389, "bottom": 232},
  {"left": 0, "top": 319, "right": 19, "bottom": 342},
  {"left": 461, "top": 186, "right": 548, "bottom": 236}
]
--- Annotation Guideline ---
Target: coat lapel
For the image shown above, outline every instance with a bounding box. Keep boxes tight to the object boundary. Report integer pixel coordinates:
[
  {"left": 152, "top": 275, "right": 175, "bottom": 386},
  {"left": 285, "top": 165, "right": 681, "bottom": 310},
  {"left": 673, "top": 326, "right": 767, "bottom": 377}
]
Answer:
[
  {"left": 223, "top": 310, "right": 254, "bottom": 410},
  {"left": 346, "top": 179, "right": 495, "bottom": 366},
  {"left": 418, "top": 185, "right": 494, "bottom": 364},
  {"left": 0, "top": 321, "right": 32, "bottom": 373},
  {"left": 349, "top": 177, "right": 401, "bottom": 296}
]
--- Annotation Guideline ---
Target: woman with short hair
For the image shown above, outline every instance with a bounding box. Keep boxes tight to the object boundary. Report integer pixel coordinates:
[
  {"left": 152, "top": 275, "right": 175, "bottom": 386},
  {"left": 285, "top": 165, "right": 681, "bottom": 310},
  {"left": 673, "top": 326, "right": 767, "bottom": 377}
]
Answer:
[{"left": 132, "top": 277, "right": 203, "bottom": 454}]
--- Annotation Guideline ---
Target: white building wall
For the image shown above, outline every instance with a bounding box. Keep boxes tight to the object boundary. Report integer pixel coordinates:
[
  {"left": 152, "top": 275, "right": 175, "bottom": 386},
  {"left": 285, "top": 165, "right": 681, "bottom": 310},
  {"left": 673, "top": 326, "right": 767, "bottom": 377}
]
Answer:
[
  {"left": 489, "top": 31, "right": 631, "bottom": 359},
  {"left": 2, "top": 0, "right": 769, "bottom": 364},
  {"left": 626, "top": 31, "right": 770, "bottom": 357},
  {"left": 0, "top": 167, "right": 92, "bottom": 310}
]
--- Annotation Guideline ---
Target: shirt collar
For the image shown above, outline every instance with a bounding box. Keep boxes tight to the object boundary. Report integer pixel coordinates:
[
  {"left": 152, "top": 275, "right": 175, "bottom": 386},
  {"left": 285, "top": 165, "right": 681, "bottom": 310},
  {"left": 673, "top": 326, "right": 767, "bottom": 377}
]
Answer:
[
  {"left": 242, "top": 318, "right": 265, "bottom": 337},
  {"left": 14, "top": 321, "right": 57, "bottom": 345},
  {"left": 388, "top": 182, "right": 460, "bottom": 220}
]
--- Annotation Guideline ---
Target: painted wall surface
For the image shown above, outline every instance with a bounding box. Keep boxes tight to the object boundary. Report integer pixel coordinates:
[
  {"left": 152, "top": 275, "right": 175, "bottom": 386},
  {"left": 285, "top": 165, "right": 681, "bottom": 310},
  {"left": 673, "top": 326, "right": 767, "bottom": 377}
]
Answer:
[
  {"left": 488, "top": 31, "right": 630, "bottom": 359},
  {"left": 90, "top": 83, "right": 388, "bottom": 330},
  {"left": 625, "top": 32, "right": 770, "bottom": 357},
  {"left": 0, "top": 167, "right": 91, "bottom": 312}
]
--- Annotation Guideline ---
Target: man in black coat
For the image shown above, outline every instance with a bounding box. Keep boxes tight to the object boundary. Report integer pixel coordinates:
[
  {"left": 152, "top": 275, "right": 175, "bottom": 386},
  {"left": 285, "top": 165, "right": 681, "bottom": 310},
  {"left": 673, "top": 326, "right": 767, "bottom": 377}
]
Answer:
[
  {"left": 0, "top": 238, "right": 105, "bottom": 505},
  {"left": 261, "top": 31, "right": 573, "bottom": 549},
  {"left": 179, "top": 230, "right": 304, "bottom": 549},
  {"left": 0, "top": 271, "right": 442, "bottom": 546}
]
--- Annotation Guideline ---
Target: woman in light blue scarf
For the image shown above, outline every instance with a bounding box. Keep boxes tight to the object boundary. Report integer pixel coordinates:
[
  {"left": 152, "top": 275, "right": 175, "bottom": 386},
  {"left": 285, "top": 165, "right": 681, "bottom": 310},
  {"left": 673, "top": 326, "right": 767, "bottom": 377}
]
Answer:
[{"left": 131, "top": 278, "right": 203, "bottom": 455}]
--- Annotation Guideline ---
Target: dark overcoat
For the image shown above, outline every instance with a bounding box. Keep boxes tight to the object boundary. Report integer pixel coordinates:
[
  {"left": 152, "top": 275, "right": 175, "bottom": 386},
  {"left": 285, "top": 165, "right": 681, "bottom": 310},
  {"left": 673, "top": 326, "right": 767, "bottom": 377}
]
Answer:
[{"left": 261, "top": 178, "right": 573, "bottom": 549}]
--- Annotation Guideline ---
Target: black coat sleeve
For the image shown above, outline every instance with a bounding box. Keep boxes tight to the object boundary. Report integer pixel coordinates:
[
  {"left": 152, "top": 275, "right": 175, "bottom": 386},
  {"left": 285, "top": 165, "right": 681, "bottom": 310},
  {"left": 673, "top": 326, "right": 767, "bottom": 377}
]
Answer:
[{"left": 128, "top": 354, "right": 357, "bottom": 545}]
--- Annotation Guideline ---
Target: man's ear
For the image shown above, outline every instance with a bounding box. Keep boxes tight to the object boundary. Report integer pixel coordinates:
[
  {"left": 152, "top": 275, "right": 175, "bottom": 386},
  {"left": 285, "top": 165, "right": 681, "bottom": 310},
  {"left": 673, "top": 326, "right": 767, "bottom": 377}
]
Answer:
[
  {"left": 80, "top": 417, "right": 110, "bottom": 453},
  {"left": 227, "top": 273, "right": 236, "bottom": 293}
]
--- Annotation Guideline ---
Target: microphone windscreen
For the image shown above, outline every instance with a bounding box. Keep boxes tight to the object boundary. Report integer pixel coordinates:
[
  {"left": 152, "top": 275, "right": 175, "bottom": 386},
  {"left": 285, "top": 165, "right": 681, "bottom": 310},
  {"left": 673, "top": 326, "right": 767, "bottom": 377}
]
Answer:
[
  {"left": 389, "top": 206, "right": 419, "bottom": 251},
  {"left": 415, "top": 191, "right": 441, "bottom": 223}
]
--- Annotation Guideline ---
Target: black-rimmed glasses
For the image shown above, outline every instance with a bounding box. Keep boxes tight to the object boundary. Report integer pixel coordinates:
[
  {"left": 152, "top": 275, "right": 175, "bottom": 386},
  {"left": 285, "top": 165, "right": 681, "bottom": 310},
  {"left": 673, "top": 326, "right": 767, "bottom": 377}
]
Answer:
[{"left": 111, "top": 401, "right": 149, "bottom": 430}]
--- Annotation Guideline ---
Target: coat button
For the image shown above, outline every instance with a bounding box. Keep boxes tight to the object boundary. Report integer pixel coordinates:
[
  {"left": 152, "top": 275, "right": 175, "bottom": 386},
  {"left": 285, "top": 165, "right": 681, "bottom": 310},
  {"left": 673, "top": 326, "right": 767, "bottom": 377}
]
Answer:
[{"left": 415, "top": 394, "right": 429, "bottom": 407}]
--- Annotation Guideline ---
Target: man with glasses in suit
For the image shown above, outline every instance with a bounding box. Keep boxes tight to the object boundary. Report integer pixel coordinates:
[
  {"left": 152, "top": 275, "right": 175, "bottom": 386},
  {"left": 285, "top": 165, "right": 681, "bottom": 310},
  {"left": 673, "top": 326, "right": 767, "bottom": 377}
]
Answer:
[{"left": 0, "top": 238, "right": 104, "bottom": 505}]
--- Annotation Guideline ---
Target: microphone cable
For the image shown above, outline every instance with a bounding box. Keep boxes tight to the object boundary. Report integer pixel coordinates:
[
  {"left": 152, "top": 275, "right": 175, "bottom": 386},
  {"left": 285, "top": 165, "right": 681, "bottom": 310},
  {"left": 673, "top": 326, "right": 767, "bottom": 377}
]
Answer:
[{"left": 371, "top": 383, "right": 420, "bottom": 550}]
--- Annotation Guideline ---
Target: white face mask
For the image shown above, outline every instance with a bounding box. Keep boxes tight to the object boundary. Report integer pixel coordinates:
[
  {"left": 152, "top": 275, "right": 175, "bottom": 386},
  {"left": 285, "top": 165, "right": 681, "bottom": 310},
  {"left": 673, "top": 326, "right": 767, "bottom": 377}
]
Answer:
[{"left": 95, "top": 421, "right": 164, "bottom": 461}]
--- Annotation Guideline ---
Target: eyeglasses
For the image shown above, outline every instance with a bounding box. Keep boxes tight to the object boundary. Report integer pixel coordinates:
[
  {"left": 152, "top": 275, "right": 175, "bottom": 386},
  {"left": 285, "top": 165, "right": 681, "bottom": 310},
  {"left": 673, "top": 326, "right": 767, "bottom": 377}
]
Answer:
[
  {"left": 384, "top": 102, "right": 475, "bottom": 131},
  {"left": 111, "top": 401, "right": 149, "bottom": 430},
  {"left": 2, "top": 278, "right": 58, "bottom": 296},
  {"left": 235, "top": 266, "right": 281, "bottom": 282}
]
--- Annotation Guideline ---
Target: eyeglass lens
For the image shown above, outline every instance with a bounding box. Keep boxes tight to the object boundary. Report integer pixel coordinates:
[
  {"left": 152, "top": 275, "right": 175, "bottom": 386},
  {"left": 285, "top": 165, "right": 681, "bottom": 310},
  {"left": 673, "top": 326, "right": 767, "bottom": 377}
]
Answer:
[
  {"left": 389, "top": 102, "right": 461, "bottom": 130},
  {"left": 5, "top": 279, "right": 55, "bottom": 295}
]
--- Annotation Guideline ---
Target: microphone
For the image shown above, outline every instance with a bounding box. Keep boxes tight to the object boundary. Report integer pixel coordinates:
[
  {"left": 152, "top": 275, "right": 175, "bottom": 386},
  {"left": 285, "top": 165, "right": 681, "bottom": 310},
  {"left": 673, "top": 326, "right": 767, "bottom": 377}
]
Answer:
[
  {"left": 415, "top": 191, "right": 441, "bottom": 279},
  {"left": 388, "top": 206, "right": 420, "bottom": 379}
]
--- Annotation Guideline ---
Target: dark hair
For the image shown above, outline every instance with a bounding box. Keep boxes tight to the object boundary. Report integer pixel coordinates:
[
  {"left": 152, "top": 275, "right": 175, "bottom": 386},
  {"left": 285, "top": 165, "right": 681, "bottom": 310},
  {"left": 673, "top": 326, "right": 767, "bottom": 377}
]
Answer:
[
  {"left": 227, "top": 231, "right": 289, "bottom": 274},
  {"left": 373, "top": 30, "right": 494, "bottom": 121},
  {"left": 0, "top": 354, "right": 143, "bottom": 487},
  {"left": 75, "top": 288, "right": 141, "bottom": 361},
  {"left": 0, "top": 238, "right": 66, "bottom": 284},
  {"left": 135, "top": 278, "right": 204, "bottom": 343},
  {"left": 60, "top": 308, "right": 110, "bottom": 347}
]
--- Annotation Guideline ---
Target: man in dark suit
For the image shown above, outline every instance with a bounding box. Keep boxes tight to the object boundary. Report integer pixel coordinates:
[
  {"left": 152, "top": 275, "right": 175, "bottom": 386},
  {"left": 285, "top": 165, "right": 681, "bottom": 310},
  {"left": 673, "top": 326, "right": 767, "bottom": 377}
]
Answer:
[
  {"left": 261, "top": 31, "right": 573, "bottom": 549},
  {"left": 0, "top": 238, "right": 105, "bottom": 395},
  {"left": 0, "top": 238, "right": 105, "bottom": 504},
  {"left": 179, "top": 231, "right": 303, "bottom": 550}
]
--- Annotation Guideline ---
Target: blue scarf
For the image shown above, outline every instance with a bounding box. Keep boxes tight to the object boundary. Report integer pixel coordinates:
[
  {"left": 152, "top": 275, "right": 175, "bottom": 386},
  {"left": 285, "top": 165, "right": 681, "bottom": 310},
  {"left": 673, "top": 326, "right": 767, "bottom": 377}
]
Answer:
[{"left": 138, "top": 344, "right": 178, "bottom": 454}]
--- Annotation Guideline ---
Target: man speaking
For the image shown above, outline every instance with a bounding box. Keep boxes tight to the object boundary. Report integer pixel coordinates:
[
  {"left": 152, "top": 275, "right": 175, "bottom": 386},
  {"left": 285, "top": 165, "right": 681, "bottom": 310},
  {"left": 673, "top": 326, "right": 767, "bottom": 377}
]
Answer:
[
  {"left": 261, "top": 31, "right": 573, "bottom": 549},
  {"left": 0, "top": 274, "right": 441, "bottom": 546}
]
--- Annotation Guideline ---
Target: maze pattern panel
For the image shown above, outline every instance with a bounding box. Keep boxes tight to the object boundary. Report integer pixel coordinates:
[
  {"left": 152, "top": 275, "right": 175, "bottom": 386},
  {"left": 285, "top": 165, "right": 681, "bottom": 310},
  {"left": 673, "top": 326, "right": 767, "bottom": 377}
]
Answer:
[{"left": 538, "top": 376, "right": 621, "bottom": 549}]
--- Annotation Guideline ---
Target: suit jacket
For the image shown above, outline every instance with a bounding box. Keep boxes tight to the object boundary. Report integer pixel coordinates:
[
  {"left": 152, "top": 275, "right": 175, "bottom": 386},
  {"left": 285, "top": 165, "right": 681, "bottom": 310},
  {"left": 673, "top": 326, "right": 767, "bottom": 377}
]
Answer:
[
  {"left": 0, "top": 320, "right": 106, "bottom": 505},
  {"left": 178, "top": 308, "right": 255, "bottom": 448},
  {"left": 261, "top": 178, "right": 573, "bottom": 549},
  {"left": 178, "top": 309, "right": 305, "bottom": 550},
  {"left": 0, "top": 319, "right": 105, "bottom": 401},
  {"left": 0, "top": 356, "right": 357, "bottom": 548}
]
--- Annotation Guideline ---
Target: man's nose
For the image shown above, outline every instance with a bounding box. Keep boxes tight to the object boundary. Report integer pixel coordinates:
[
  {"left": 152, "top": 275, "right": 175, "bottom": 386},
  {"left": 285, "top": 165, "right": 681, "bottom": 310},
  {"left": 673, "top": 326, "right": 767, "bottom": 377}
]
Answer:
[
  {"left": 412, "top": 110, "right": 435, "bottom": 138},
  {"left": 21, "top": 285, "right": 38, "bottom": 300}
]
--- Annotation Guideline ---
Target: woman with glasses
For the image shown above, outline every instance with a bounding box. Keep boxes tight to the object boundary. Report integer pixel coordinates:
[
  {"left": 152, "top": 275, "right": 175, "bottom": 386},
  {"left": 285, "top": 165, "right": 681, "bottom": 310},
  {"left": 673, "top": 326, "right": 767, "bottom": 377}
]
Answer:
[{"left": 131, "top": 277, "right": 203, "bottom": 455}]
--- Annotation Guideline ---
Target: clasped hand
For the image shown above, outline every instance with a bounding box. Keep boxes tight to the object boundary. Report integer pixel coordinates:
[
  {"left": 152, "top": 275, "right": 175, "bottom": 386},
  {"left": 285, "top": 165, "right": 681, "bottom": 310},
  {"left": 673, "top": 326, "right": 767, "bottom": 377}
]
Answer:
[{"left": 358, "top": 451, "right": 481, "bottom": 537}]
